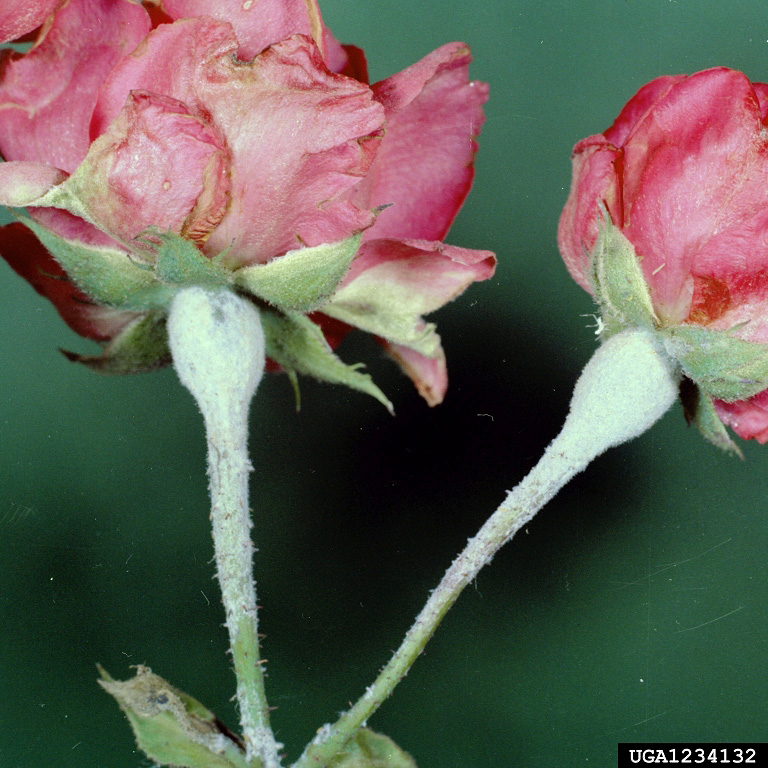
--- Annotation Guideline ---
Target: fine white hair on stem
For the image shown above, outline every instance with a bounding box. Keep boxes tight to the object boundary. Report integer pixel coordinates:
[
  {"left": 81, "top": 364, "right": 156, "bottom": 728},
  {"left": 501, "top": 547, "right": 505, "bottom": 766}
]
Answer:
[{"left": 168, "top": 287, "right": 281, "bottom": 768}]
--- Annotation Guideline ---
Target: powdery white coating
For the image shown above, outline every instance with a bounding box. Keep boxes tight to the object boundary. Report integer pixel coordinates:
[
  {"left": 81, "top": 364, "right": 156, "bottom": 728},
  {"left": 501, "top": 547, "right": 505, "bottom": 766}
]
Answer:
[
  {"left": 294, "top": 327, "right": 681, "bottom": 768},
  {"left": 497, "top": 327, "right": 681, "bottom": 547},
  {"left": 311, "top": 723, "right": 333, "bottom": 746},
  {"left": 168, "top": 286, "right": 279, "bottom": 768},
  {"left": 559, "top": 327, "right": 680, "bottom": 463},
  {"left": 168, "top": 286, "right": 265, "bottom": 433}
]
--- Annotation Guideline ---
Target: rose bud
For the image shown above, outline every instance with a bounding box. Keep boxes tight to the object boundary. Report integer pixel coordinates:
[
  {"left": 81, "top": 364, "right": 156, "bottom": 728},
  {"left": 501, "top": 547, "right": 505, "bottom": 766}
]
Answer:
[{"left": 559, "top": 67, "right": 768, "bottom": 450}]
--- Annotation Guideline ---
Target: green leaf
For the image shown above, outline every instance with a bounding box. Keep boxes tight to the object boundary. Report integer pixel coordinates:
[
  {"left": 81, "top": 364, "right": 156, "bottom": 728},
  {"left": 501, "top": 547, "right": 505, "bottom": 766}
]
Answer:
[
  {"left": 661, "top": 324, "right": 768, "bottom": 401},
  {"left": 233, "top": 234, "right": 361, "bottom": 312},
  {"left": 20, "top": 215, "right": 171, "bottom": 310},
  {"left": 328, "top": 728, "right": 418, "bottom": 768},
  {"left": 260, "top": 309, "right": 393, "bottom": 413},
  {"left": 98, "top": 665, "right": 248, "bottom": 768},
  {"left": 588, "top": 209, "right": 657, "bottom": 331},
  {"left": 320, "top": 265, "right": 442, "bottom": 358},
  {"left": 678, "top": 377, "right": 743, "bottom": 457},
  {"left": 62, "top": 311, "right": 171, "bottom": 374}
]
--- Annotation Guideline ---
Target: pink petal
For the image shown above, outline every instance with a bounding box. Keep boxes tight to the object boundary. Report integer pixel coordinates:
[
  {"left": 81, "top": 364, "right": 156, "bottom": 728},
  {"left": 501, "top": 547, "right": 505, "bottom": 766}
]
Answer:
[
  {"left": 323, "top": 237, "right": 492, "bottom": 406},
  {"left": 381, "top": 340, "right": 448, "bottom": 406},
  {"left": 752, "top": 82, "right": 768, "bottom": 120},
  {"left": 558, "top": 75, "right": 682, "bottom": 297},
  {"left": 342, "top": 237, "right": 496, "bottom": 310},
  {"left": 0, "top": 221, "right": 135, "bottom": 340},
  {"left": 0, "top": 0, "right": 60, "bottom": 43},
  {"left": 714, "top": 391, "right": 768, "bottom": 444},
  {"left": 161, "top": 0, "right": 330, "bottom": 61},
  {"left": 94, "top": 20, "right": 385, "bottom": 265},
  {"left": 321, "top": 31, "right": 354, "bottom": 76},
  {"left": 620, "top": 68, "right": 768, "bottom": 323},
  {"left": 72, "top": 90, "right": 229, "bottom": 244},
  {"left": 557, "top": 139, "right": 621, "bottom": 294},
  {"left": 337, "top": 45, "right": 368, "bottom": 83},
  {"left": 690, "top": 271, "right": 768, "bottom": 347},
  {"left": 29, "top": 207, "right": 125, "bottom": 250},
  {"left": 308, "top": 312, "right": 352, "bottom": 350},
  {"left": 0, "top": 161, "right": 67, "bottom": 206},
  {"left": 354, "top": 43, "right": 488, "bottom": 242},
  {"left": 0, "top": 164, "right": 121, "bottom": 261},
  {"left": 0, "top": 0, "right": 150, "bottom": 172},
  {"left": 603, "top": 74, "right": 683, "bottom": 147}
]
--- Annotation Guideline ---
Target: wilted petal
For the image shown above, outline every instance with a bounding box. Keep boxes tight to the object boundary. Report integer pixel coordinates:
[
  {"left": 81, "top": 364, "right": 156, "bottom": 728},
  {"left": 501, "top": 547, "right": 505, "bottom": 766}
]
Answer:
[
  {"left": 341, "top": 237, "right": 496, "bottom": 307},
  {"left": 0, "top": 0, "right": 150, "bottom": 171},
  {"left": 161, "top": 0, "right": 331, "bottom": 61},
  {"left": 56, "top": 90, "right": 229, "bottom": 244},
  {"left": 382, "top": 340, "right": 448, "bottom": 407},
  {"left": 0, "top": 0, "right": 60, "bottom": 43},
  {"left": 620, "top": 69, "right": 768, "bottom": 322},
  {"left": 204, "top": 35, "right": 384, "bottom": 263},
  {"left": 752, "top": 82, "right": 768, "bottom": 120},
  {"left": 0, "top": 221, "right": 137, "bottom": 340},
  {"left": 321, "top": 237, "right": 492, "bottom": 405},
  {"left": 696, "top": 274, "right": 768, "bottom": 350},
  {"left": 94, "top": 20, "right": 385, "bottom": 265},
  {"left": 28, "top": 207, "right": 124, "bottom": 250},
  {"left": 714, "top": 391, "right": 768, "bottom": 444},
  {"left": 557, "top": 139, "right": 621, "bottom": 294},
  {"left": 602, "top": 74, "right": 682, "bottom": 147},
  {"left": 0, "top": 161, "right": 67, "bottom": 206},
  {"left": 321, "top": 238, "right": 495, "bottom": 358},
  {"left": 337, "top": 45, "right": 368, "bottom": 83},
  {"left": 354, "top": 43, "right": 488, "bottom": 241}
]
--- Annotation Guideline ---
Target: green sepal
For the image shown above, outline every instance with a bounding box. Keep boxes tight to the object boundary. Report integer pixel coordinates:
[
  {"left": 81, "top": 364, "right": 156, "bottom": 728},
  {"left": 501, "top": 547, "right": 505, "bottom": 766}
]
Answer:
[
  {"left": 320, "top": 269, "right": 441, "bottom": 358},
  {"left": 143, "top": 229, "right": 231, "bottom": 289},
  {"left": 660, "top": 324, "right": 768, "bottom": 401},
  {"left": 233, "top": 234, "right": 361, "bottom": 312},
  {"left": 328, "top": 728, "right": 418, "bottom": 768},
  {"left": 286, "top": 368, "right": 302, "bottom": 411},
  {"left": 260, "top": 308, "right": 393, "bottom": 413},
  {"left": 97, "top": 665, "right": 248, "bottom": 768},
  {"left": 588, "top": 209, "right": 657, "bottom": 331},
  {"left": 62, "top": 311, "right": 171, "bottom": 374},
  {"left": 19, "top": 215, "right": 169, "bottom": 310},
  {"left": 678, "top": 377, "right": 743, "bottom": 457}
]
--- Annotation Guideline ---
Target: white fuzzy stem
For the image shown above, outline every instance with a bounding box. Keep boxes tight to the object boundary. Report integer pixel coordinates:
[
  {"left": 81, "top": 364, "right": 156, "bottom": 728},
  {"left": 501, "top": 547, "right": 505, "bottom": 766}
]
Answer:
[
  {"left": 168, "top": 286, "right": 281, "bottom": 768},
  {"left": 497, "top": 325, "right": 682, "bottom": 543},
  {"left": 295, "top": 327, "right": 680, "bottom": 768}
]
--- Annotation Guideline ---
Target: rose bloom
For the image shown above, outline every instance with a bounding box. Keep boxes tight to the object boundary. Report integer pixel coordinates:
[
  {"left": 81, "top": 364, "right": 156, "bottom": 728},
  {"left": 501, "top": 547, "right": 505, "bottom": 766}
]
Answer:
[
  {"left": 558, "top": 67, "right": 768, "bottom": 443},
  {"left": 0, "top": 0, "right": 495, "bottom": 405}
]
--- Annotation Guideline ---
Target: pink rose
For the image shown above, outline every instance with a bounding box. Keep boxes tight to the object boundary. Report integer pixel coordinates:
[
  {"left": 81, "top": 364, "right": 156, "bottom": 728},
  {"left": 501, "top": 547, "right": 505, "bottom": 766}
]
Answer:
[
  {"left": 0, "top": 0, "right": 495, "bottom": 406},
  {"left": 558, "top": 67, "right": 768, "bottom": 444}
]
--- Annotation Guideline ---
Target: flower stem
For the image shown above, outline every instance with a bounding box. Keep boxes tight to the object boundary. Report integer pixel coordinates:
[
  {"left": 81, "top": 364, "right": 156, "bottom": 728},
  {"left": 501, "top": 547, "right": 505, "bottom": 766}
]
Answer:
[
  {"left": 294, "top": 327, "right": 680, "bottom": 768},
  {"left": 168, "top": 286, "right": 281, "bottom": 768}
]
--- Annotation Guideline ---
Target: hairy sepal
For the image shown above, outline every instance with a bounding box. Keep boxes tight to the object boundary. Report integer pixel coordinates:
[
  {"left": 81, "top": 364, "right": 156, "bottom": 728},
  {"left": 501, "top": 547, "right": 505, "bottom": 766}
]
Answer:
[
  {"left": 62, "top": 311, "right": 171, "bottom": 374},
  {"left": 588, "top": 211, "right": 657, "bottom": 331},
  {"left": 660, "top": 324, "right": 768, "bottom": 402},
  {"left": 260, "top": 308, "right": 393, "bottom": 413},
  {"left": 233, "top": 234, "right": 362, "bottom": 312}
]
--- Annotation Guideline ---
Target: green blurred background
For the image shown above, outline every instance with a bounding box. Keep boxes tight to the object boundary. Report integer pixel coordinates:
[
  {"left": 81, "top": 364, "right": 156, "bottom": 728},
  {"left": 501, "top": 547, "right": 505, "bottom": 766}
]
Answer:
[{"left": 2, "top": 1, "right": 768, "bottom": 766}]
